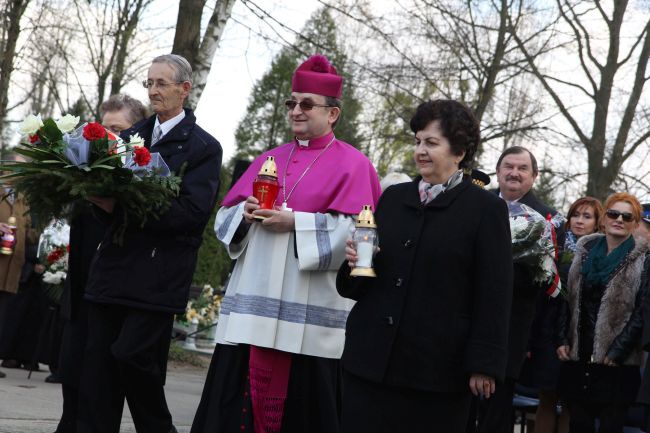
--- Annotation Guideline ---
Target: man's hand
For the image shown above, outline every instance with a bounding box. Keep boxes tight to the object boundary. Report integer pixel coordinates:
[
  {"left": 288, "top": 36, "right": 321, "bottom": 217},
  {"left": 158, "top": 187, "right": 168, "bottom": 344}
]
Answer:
[
  {"left": 0, "top": 223, "right": 12, "bottom": 235},
  {"left": 557, "top": 345, "right": 571, "bottom": 361},
  {"left": 469, "top": 374, "right": 496, "bottom": 399},
  {"left": 34, "top": 264, "right": 46, "bottom": 274},
  {"left": 255, "top": 209, "right": 295, "bottom": 233},
  {"left": 243, "top": 196, "right": 260, "bottom": 223},
  {"left": 87, "top": 196, "right": 116, "bottom": 214}
]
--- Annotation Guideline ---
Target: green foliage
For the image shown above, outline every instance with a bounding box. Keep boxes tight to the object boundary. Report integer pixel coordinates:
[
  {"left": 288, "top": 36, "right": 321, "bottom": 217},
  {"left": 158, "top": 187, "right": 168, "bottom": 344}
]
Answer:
[
  {"left": 364, "top": 89, "right": 419, "bottom": 177},
  {"left": 233, "top": 7, "right": 363, "bottom": 161},
  {"left": 168, "top": 342, "right": 207, "bottom": 367},
  {"left": 2, "top": 124, "right": 182, "bottom": 237},
  {"left": 192, "top": 167, "right": 232, "bottom": 288}
]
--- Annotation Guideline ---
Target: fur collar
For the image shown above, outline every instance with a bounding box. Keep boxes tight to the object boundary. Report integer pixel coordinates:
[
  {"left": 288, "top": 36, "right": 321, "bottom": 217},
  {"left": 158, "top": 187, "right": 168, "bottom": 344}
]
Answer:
[{"left": 567, "top": 233, "right": 649, "bottom": 365}]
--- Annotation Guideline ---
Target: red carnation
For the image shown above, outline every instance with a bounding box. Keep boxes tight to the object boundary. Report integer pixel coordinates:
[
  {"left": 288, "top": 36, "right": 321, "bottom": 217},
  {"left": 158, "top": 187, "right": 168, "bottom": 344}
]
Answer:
[
  {"left": 83, "top": 122, "right": 107, "bottom": 141},
  {"left": 47, "top": 248, "right": 64, "bottom": 264},
  {"left": 133, "top": 146, "right": 151, "bottom": 166},
  {"left": 29, "top": 134, "right": 39, "bottom": 144}
]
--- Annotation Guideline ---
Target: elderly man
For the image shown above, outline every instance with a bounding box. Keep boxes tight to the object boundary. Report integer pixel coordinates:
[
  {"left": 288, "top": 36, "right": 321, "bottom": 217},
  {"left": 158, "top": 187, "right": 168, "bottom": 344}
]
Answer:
[
  {"left": 52, "top": 94, "right": 147, "bottom": 433},
  {"left": 191, "top": 55, "right": 381, "bottom": 433},
  {"left": 472, "top": 145, "right": 562, "bottom": 433},
  {"left": 77, "top": 55, "right": 222, "bottom": 433}
]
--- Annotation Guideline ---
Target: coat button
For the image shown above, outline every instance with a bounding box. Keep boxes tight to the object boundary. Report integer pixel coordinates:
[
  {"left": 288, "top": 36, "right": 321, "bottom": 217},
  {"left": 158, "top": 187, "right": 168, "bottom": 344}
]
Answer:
[
  {"left": 384, "top": 316, "right": 394, "bottom": 325},
  {"left": 178, "top": 145, "right": 183, "bottom": 149},
  {"left": 395, "top": 278, "right": 403, "bottom": 287},
  {"left": 404, "top": 239, "right": 413, "bottom": 248}
]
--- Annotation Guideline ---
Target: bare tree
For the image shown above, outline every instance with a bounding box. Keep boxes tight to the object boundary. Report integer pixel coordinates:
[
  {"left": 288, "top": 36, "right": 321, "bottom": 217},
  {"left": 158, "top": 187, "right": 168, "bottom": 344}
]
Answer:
[
  {"left": 509, "top": 0, "right": 650, "bottom": 200},
  {"left": 0, "top": 0, "right": 32, "bottom": 150},
  {"left": 321, "top": 0, "right": 555, "bottom": 171},
  {"left": 172, "top": 0, "right": 236, "bottom": 109}
]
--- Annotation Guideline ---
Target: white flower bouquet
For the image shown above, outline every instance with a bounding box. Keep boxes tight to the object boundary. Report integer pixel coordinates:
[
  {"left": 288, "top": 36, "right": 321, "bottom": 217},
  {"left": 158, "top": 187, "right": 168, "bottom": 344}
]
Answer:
[
  {"left": 508, "top": 201, "right": 565, "bottom": 297},
  {"left": 38, "top": 219, "right": 70, "bottom": 302}
]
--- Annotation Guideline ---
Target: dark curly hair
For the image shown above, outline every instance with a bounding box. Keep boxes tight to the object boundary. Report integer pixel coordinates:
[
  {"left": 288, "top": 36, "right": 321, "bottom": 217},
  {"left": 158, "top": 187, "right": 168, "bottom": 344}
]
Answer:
[{"left": 409, "top": 99, "right": 480, "bottom": 170}]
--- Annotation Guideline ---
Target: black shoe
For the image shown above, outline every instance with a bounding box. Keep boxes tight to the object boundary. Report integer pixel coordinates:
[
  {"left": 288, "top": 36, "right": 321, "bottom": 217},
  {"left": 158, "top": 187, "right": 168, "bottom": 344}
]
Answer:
[
  {"left": 0, "top": 370, "right": 5, "bottom": 378},
  {"left": 45, "top": 373, "right": 61, "bottom": 384},
  {"left": 1, "top": 359, "right": 21, "bottom": 369}
]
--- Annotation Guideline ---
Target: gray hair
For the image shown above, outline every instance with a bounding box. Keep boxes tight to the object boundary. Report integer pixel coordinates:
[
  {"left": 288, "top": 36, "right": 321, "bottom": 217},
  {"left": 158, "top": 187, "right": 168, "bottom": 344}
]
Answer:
[{"left": 152, "top": 54, "right": 193, "bottom": 84}]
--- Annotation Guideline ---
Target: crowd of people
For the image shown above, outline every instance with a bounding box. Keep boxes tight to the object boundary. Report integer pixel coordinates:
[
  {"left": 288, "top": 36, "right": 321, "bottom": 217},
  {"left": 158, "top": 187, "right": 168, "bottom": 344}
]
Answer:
[{"left": 0, "top": 51, "right": 649, "bottom": 433}]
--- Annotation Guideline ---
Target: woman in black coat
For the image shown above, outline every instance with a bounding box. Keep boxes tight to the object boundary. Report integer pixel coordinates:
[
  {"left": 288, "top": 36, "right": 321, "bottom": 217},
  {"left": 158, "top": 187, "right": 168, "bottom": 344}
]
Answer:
[
  {"left": 336, "top": 99, "right": 513, "bottom": 433},
  {"left": 556, "top": 192, "right": 650, "bottom": 432}
]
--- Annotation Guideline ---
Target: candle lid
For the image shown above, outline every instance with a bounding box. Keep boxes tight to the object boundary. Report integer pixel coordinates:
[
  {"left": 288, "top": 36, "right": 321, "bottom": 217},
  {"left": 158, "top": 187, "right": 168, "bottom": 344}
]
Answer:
[
  {"left": 355, "top": 205, "right": 376, "bottom": 228},
  {"left": 7, "top": 216, "right": 16, "bottom": 225},
  {"left": 258, "top": 156, "right": 278, "bottom": 178}
]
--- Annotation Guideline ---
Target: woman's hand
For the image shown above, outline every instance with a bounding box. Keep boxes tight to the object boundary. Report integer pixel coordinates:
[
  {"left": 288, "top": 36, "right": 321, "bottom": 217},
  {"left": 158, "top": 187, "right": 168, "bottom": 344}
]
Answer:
[
  {"left": 603, "top": 356, "right": 618, "bottom": 367},
  {"left": 557, "top": 345, "right": 571, "bottom": 361},
  {"left": 0, "top": 223, "right": 12, "bottom": 234},
  {"left": 469, "top": 374, "right": 495, "bottom": 399},
  {"left": 345, "top": 238, "right": 358, "bottom": 268},
  {"left": 34, "top": 264, "right": 46, "bottom": 274},
  {"left": 243, "top": 196, "right": 260, "bottom": 223}
]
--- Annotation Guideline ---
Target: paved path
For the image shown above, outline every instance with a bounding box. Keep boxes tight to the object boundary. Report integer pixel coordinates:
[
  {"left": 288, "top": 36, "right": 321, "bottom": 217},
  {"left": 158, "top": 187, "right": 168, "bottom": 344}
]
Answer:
[{"left": 0, "top": 363, "right": 208, "bottom": 433}]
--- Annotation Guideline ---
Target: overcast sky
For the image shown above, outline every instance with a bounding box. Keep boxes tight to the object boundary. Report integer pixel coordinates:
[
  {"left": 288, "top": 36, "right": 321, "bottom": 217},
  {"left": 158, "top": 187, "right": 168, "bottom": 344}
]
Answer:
[{"left": 188, "top": 1, "right": 320, "bottom": 161}]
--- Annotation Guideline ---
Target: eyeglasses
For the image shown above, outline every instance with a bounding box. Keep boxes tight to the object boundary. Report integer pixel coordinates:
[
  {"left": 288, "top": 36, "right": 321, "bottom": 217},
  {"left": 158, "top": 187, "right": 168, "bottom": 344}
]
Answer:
[
  {"left": 605, "top": 209, "right": 634, "bottom": 223},
  {"left": 284, "top": 100, "right": 333, "bottom": 111},
  {"left": 142, "top": 80, "right": 183, "bottom": 89}
]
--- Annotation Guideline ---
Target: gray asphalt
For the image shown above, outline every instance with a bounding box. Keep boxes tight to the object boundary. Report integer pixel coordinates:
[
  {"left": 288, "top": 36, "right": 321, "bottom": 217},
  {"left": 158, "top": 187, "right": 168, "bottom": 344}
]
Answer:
[{"left": 0, "top": 363, "right": 208, "bottom": 433}]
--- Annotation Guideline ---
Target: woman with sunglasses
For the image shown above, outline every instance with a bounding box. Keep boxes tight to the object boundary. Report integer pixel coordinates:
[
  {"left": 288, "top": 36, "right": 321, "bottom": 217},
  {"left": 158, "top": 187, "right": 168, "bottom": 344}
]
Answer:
[
  {"left": 556, "top": 192, "right": 650, "bottom": 432},
  {"left": 521, "top": 197, "right": 603, "bottom": 433}
]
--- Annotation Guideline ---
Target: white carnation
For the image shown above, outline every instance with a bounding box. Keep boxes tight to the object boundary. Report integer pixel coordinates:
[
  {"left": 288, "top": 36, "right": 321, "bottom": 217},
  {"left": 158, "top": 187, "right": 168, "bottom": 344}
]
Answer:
[
  {"left": 55, "top": 114, "right": 80, "bottom": 133},
  {"left": 43, "top": 271, "right": 66, "bottom": 285},
  {"left": 18, "top": 114, "right": 44, "bottom": 136}
]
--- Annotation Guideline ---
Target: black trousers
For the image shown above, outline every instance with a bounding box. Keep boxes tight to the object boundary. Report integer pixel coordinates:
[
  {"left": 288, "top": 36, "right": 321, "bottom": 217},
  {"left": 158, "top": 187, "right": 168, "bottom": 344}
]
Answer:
[
  {"left": 468, "top": 377, "right": 516, "bottom": 433},
  {"left": 341, "top": 371, "right": 472, "bottom": 433},
  {"left": 567, "top": 400, "right": 628, "bottom": 433},
  {"left": 77, "top": 303, "right": 174, "bottom": 433}
]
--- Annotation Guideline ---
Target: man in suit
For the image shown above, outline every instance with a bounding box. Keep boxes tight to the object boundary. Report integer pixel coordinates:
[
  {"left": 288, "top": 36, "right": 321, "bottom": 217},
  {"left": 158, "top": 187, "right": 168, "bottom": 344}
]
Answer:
[
  {"left": 77, "top": 54, "right": 222, "bottom": 433},
  {"left": 474, "top": 146, "right": 560, "bottom": 433}
]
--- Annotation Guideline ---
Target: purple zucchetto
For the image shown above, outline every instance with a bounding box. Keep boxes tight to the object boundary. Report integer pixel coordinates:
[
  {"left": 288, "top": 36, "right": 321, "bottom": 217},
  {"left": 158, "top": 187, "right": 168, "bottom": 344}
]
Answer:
[{"left": 291, "top": 55, "right": 343, "bottom": 99}]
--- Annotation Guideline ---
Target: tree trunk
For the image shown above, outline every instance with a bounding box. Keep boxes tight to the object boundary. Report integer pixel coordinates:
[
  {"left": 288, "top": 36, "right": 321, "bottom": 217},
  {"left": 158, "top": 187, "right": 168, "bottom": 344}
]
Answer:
[
  {"left": 0, "top": 0, "right": 30, "bottom": 149},
  {"left": 186, "top": 0, "right": 236, "bottom": 109},
  {"left": 172, "top": 0, "right": 208, "bottom": 68}
]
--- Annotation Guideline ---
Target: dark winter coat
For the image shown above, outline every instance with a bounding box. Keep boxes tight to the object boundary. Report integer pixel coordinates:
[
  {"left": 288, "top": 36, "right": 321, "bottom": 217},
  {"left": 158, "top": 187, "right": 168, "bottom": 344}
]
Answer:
[
  {"left": 636, "top": 247, "right": 650, "bottom": 404},
  {"left": 84, "top": 109, "right": 222, "bottom": 313},
  {"left": 337, "top": 177, "right": 513, "bottom": 392},
  {"left": 60, "top": 205, "right": 108, "bottom": 321},
  {"left": 495, "top": 188, "right": 561, "bottom": 378},
  {"left": 555, "top": 234, "right": 648, "bottom": 404},
  {"left": 556, "top": 233, "right": 648, "bottom": 366}
]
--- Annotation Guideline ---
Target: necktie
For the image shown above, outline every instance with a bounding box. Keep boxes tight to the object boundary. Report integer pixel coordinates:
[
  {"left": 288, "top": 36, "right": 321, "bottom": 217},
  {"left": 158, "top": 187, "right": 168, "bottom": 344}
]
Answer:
[{"left": 151, "top": 125, "right": 163, "bottom": 146}]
